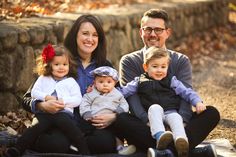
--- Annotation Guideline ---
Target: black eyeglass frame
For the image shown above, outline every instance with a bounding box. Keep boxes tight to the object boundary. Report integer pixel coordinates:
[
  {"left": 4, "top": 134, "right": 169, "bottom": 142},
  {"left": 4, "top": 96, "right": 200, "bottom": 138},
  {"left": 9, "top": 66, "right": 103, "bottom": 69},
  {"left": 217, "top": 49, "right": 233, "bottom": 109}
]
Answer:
[{"left": 142, "top": 27, "right": 167, "bottom": 35}]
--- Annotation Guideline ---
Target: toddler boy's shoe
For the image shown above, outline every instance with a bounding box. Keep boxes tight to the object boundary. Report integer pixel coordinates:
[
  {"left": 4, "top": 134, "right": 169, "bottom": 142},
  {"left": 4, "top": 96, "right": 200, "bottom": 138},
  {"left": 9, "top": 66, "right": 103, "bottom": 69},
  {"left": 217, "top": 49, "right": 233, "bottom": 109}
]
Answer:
[
  {"left": 4, "top": 147, "right": 20, "bottom": 157},
  {"left": 175, "top": 137, "right": 189, "bottom": 157},
  {"left": 156, "top": 131, "right": 173, "bottom": 150},
  {"left": 147, "top": 148, "right": 175, "bottom": 157},
  {"left": 118, "top": 145, "right": 136, "bottom": 155}
]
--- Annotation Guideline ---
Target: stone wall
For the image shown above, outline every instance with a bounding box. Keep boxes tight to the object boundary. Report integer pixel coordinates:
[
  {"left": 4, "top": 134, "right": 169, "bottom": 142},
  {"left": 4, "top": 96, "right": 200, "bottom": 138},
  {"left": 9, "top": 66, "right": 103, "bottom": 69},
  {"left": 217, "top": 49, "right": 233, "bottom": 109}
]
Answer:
[{"left": 0, "top": 0, "right": 229, "bottom": 113}]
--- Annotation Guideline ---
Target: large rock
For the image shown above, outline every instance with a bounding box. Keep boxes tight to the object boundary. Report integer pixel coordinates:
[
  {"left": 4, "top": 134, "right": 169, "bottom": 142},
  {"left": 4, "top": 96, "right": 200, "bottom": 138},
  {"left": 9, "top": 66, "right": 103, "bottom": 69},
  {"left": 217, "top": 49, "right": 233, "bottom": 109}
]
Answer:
[
  {"left": 16, "top": 46, "right": 35, "bottom": 92},
  {"left": 0, "top": 45, "right": 24, "bottom": 90},
  {"left": 0, "top": 92, "right": 19, "bottom": 113}
]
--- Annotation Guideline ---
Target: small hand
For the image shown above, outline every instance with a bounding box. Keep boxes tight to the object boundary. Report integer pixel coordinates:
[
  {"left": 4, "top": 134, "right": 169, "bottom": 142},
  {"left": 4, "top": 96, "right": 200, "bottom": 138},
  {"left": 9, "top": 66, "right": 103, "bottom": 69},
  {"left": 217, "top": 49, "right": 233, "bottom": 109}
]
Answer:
[
  {"left": 37, "top": 99, "right": 65, "bottom": 114},
  {"left": 45, "top": 95, "right": 57, "bottom": 101},
  {"left": 85, "top": 117, "right": 92, "bottom": 121},
  {"left": 86, "top": 84, "right": 94, "bottom": 93},
  {"left": 57, "top": 98, "right": 64, "bottom": 104},
  {"left": 195, "top": 102, "right": 206, "bottom": 114}
]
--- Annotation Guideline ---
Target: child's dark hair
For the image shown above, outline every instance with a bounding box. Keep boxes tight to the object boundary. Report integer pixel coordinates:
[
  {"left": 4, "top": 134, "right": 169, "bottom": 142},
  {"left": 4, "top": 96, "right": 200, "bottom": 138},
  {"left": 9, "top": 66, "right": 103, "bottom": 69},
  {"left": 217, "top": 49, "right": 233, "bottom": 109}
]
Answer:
[
  {"left": 144, "top": 46, "right": 170, "bottom": 65},
  {"left": 34, "top": 45, "right": 78, "bottom": 79}
]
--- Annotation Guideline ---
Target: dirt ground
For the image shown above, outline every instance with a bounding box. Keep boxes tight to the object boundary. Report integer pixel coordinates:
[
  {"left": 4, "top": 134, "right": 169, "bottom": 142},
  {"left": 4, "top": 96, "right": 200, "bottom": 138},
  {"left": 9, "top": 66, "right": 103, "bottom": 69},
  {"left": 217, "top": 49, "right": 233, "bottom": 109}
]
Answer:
[{"left": 191, "top": 45, "right": 236, "bottom": 149}]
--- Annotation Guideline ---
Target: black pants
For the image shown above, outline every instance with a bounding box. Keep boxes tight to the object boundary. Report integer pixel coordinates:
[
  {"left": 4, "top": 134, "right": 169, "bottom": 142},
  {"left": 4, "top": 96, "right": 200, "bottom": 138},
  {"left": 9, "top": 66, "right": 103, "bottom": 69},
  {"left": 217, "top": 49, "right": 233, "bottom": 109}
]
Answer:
[
  {"left": 27, "top": 113, "right": 116, "bottom": 154},
  {"left": 112, "top": 106, "right": 220, "bottom": 153},
  {"left": 16, "top": 112, "right": 89, "bottom": 154}
]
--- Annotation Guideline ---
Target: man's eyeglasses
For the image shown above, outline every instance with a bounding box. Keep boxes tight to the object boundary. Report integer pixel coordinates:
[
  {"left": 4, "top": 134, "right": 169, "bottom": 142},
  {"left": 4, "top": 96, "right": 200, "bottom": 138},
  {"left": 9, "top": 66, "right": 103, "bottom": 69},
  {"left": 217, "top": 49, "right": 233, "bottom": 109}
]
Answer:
[{"left": 142, "top": 27, "right": 167, "bottom": 35}]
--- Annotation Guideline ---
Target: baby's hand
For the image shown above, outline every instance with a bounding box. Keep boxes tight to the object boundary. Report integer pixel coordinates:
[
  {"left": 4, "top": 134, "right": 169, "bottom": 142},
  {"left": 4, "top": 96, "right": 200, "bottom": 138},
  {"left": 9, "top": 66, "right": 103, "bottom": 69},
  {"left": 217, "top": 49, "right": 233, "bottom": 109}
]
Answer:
[
  {"left": 57, "top": 98, "right": 64, "bottom": 105},
  {"left": 195, "top": 102, "right": 206, "bottom": 114},
  {"left": 86, "top": 84, "right": 94, "bottom": 93},
  {"left": 45, "top": 95, "right": 57, "bottom": 101},
  {"left": 86, "top": 118, "right": 92, "bottom": 121}
]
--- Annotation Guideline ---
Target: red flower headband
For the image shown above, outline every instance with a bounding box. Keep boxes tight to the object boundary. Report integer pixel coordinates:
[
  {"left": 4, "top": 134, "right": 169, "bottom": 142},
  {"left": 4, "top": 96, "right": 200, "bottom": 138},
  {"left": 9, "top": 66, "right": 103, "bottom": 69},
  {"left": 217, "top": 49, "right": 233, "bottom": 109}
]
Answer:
[{"left": 42, "top": 44, "right": 55, "bottom": 63}]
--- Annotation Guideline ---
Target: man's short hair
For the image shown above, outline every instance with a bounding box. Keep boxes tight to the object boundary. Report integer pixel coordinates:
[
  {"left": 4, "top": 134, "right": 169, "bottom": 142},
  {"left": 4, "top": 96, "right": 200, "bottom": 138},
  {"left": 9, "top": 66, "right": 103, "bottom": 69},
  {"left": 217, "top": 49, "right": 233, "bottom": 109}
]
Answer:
[{"left": 141, "top": 9, "right": 170, "bottom": 28}]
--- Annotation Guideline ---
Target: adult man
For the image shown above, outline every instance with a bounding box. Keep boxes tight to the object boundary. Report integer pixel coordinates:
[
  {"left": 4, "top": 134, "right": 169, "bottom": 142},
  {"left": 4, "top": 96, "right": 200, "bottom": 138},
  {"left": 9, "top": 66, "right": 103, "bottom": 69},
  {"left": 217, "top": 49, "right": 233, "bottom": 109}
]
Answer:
[{"left": 116, "top": 9, "right": 220, "bottom": 157}]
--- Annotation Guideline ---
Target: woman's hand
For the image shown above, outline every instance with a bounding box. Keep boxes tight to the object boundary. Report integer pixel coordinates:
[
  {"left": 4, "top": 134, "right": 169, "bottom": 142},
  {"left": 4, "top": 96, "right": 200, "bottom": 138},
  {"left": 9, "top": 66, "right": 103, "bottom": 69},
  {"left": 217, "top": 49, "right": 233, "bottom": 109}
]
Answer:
[
  {"left": 37, "top": 99, "right": 65, "bottom": 114},
  {"left": 90, "top": 113, "right": 117, "bottom": 129}
]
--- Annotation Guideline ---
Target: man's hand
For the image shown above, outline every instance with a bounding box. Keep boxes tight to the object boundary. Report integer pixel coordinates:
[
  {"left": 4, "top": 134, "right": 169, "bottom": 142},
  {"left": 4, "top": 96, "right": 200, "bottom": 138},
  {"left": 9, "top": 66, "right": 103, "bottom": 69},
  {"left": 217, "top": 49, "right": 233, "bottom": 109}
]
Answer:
[
  {"left": 90, "top": 113, "right": 117, "bottom": 129},
  {"left": 37, "top": 99, "right": 65, "bottom": 114}
]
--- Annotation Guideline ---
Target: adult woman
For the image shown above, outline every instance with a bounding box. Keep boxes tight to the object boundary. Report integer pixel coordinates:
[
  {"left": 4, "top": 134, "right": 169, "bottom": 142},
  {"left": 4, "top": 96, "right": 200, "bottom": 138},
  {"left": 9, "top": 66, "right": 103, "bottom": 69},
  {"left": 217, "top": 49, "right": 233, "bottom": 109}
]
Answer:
[{"left": 22, "top": 14, "right": 117, "bottom": 154}]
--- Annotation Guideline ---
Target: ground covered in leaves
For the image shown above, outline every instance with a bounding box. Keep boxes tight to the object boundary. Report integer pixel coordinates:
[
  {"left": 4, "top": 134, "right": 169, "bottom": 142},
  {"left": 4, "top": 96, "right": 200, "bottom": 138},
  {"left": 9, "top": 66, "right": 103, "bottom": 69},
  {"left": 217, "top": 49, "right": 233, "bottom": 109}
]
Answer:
[
  {"left": 188, "top": 24, "right": 236, "bottom": 149},
  {"left": 174, "top": 19, "right": 236, "bottom": 149},
  {"left": 0, "top": 0, "right": 155, "bottom": 21},
  {"left": 193, "top": 46, "right": 236, "bottom": 149}
]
